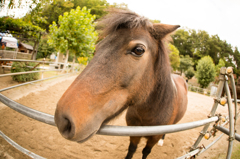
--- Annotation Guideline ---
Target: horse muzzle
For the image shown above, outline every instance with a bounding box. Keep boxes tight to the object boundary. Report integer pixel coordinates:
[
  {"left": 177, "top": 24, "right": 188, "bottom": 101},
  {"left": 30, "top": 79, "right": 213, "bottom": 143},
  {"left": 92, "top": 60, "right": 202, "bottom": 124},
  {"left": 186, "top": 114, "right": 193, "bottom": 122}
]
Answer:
[
  {"left": 54, "top": 103, "right": 102, "bottom": 142},
  {"left": 54, "top": 86, "right": 129, "bottom": 142}
]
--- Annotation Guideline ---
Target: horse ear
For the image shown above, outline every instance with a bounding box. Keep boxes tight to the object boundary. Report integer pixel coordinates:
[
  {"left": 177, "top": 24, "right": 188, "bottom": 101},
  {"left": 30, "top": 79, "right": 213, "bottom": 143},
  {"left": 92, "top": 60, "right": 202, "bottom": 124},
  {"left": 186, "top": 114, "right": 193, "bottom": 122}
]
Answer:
[{"left": 151, "top": 24, "right": 180, "bottom": 40}]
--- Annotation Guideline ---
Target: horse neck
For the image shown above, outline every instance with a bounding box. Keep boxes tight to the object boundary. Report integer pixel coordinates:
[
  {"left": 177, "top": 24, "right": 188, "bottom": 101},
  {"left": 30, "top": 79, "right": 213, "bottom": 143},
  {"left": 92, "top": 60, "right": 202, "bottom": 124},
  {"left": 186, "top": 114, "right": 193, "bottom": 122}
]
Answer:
[
  {"left": 135, "top": 73, "right": 176, "bottom": 124},
  {"left": 151, "top": 73, "right": 175, "bottom": 109}
]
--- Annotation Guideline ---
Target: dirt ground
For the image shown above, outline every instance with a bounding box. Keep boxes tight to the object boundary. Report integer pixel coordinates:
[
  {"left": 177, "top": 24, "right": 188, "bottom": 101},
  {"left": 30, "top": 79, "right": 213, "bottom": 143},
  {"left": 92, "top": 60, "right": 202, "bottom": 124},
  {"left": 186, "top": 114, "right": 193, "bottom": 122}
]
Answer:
[{"left": 0, "top": 75, "right": 240, "bottom": 159}]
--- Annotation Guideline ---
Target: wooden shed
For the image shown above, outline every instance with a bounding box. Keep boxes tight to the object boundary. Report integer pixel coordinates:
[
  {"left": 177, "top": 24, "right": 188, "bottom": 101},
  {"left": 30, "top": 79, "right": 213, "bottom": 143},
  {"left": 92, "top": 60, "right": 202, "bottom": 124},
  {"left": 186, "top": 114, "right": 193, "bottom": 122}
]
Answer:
[{"left": 18, "top": 42, "right": 33, "bottom": 54}]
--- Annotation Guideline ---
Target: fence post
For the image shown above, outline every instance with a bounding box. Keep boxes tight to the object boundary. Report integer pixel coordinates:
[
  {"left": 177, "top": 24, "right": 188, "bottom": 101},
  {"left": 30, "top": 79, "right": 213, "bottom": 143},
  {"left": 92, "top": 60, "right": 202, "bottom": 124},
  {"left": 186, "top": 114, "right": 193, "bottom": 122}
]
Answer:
[
  {"left": 191, "top": 67, "right": 225, "bottom": 150},
  {"left": 41, "top": 59, "right": 45, "bottom": 79}
]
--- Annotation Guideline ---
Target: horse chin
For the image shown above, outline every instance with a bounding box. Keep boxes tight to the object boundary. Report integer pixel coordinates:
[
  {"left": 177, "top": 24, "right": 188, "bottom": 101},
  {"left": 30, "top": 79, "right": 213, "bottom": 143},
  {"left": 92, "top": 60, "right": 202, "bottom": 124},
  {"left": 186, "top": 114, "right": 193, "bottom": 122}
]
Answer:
[
  {"left": 102, "top": 104, "right": 129, "bottom": 125},
  {"left": 76, "top": 103, "right": 128, "bottom": 143},
  {"left": 76, "top": 130, "right": 98, "bottom": 143}
]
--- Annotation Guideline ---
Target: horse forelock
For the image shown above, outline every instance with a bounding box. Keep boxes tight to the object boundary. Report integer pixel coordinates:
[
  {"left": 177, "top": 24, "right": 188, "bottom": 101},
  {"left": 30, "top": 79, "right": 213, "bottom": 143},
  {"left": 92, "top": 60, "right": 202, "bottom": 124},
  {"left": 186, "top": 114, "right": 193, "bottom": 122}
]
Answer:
[{"left": 97, "top": 9, "right": 153, "bottom": 39}]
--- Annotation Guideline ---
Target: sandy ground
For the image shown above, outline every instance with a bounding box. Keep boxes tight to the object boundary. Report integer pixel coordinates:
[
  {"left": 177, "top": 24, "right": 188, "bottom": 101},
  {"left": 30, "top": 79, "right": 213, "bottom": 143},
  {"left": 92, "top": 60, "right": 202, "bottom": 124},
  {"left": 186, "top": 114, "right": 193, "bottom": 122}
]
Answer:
[{"left": 0, "top": 75, "right": 240, "bottom": 159}]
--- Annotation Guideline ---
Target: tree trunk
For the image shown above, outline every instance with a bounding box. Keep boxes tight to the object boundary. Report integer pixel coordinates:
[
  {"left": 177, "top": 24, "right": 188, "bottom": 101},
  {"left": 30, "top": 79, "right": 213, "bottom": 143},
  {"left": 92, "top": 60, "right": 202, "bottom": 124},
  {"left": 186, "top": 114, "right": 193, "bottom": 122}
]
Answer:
[
  {"left": 31, "top": 41, "right": 37, "bottom": 60},
  {"left": 63, "top": 50, "right": 69, "bottom": 71},
  {"left": 32, "top": 34, "right": 41, "bottom": 60},
  {"left": 72, "top": 54, "right": 75, "bottom": 72},
  {"left": 32, "top": 41, "right": 40, "bottom": 60}
]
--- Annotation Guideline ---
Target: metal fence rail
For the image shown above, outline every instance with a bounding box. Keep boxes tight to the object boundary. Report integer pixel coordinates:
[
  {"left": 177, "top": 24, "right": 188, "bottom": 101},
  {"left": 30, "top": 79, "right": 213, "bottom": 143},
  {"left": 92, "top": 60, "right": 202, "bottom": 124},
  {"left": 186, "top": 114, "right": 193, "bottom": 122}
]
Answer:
[
  {"left": 97, "top": 117, "right": 219, "bottom": 136},
  {"left": 0, "top": 73, "right": 74, "bottom": 92},
  {"left": 215, "top": 125, "right": 240, "bottom": 142},
  {"left": 0, "top": 59, "right": 71, "bottom": 67},
  {"left": 0, "top": 69, "right": 63, "bottom": 77},
  {"left": 0, "top": 93, "right": 56, "bottom": 126},
  {"left": 0, "top": 59, "right": 57, "bottom": 64},
  {"left": 0, "top": 130, "right": 46, "bottom": 159}
]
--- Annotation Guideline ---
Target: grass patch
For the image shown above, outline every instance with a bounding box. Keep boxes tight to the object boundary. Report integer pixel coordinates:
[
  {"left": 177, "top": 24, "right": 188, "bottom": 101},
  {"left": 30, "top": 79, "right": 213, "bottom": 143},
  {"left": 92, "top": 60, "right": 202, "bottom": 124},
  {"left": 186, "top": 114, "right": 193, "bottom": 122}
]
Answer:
[
  {"left": 210, "top": 142, "right": 240, "bottom": 159},
  {"left": 231, "top": 143, "right": 240, "bottom": 159}
]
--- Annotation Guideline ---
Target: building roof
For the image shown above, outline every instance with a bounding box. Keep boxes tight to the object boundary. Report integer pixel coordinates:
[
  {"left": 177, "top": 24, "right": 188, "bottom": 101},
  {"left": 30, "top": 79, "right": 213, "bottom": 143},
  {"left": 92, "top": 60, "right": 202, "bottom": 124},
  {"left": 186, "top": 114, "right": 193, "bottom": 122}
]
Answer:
[
  {"left": 1, "top": 37, "right": 18, "bottom": 48},
  {"left": 1, "top": 36, "right": 17, "bottom": 43},
  {"left": 20, "top": 42, "right": 33, "bottom": 50}
]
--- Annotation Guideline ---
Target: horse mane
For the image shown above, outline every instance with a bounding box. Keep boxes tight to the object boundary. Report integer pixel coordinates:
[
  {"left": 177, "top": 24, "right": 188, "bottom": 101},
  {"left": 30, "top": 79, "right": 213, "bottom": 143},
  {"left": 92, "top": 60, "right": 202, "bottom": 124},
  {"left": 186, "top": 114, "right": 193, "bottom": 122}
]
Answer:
[{"left": 97, "top": 9, "right": 175, "bottom": 119}]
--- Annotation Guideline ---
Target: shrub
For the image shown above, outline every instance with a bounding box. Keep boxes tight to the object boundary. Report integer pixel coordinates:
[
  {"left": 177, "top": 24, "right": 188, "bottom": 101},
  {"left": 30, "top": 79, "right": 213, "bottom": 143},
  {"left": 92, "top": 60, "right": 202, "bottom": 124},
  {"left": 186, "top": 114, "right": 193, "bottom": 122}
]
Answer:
[
  {"left": 196, "top": 56, "right": 216, "bottom": 88},
  {"left": 185, "top": 67, "right": 195, "bottom": 80},
  {"left": 78, "top": 57, "right": 88, "bottom": 65},
  {"left": 11, "top": 62, "right": 40, "bottom": 82}
]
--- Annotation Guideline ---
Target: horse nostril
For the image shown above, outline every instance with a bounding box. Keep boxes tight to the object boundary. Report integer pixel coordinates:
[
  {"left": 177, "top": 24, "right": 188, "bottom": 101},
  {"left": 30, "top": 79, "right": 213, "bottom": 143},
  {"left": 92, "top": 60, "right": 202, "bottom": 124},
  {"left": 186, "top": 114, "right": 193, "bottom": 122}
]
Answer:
[
  {"left": 62, "top": 117, "right": 75, "bottom": 139},
  {"left": 62, "top": 118, "right": 72, "bottom": 136},
  {"left": 55, "top": 113, "right": 75, "bottom": 140}
]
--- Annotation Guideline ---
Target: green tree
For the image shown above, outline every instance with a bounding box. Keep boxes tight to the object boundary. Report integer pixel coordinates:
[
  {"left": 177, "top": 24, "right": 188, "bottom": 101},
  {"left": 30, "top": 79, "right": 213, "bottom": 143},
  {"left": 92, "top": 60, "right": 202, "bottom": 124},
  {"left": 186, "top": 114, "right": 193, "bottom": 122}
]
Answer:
[
  {"left": 214, "top": 58, "right": 226, "bottom": 83},
  {"left": 172, "top": 28, "right": 237, "bottom": 70},
  {"left": 215, "top": 58, "right": 225, "bottom": 76},
  {"left": 73, "top": 0, "right": 109, "bottom": 19},
  {"left": 196, "top": 56, "right": 216, "bottom": 88},
  {"left": 48, "top": 6, "right": 98, "bottom": 70},
  {"left": 37, "top": 36, "right": 56, "bottom": 59},
  {"left": 172, "top": 29, "right": 193, "bottom": 57},
  {"left": 0, "top": 17, "right": 44, "bottom": 38},
  {"left": 185, "top": 67, "right": 195, "bottom": 80},
  {"left": 192, "top": 30, "right": 210, "bottom": 65},
  {"left": 233, "top": 47, "right": 240, "bottom": 78},
  {"left": 179, "top": 55, "right": 194, "bottom": 74},
  {"left": 168, "top": 43, "right": 180, "bottom": 71},
  {"left": 0, "top": 17, "right": 45, "bottom": 59},
  {"left": 23, "top": 0, "right": 109, "bottom": 31}
]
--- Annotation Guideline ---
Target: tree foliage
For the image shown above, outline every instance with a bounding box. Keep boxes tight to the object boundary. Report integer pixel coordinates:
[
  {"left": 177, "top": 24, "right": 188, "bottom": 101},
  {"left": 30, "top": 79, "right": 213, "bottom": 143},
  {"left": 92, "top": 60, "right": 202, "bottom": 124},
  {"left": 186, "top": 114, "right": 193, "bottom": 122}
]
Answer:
[
  {"left": 196, "top": 56, "right": 216, "bottom": 88},
  {"left": 168, "top": 43, "right": 180, "bottom": 71},
  {"left": 172, "top": 28, "right": 240, "bottom": 77},
  {"left": 23, "top": 0, "right": 110, "bottom": 31},
  {"left": 110, "top": 2, "right": 128, "bottom": 9},
  {"left": 73, "top": 0, "right": 109, "bottom": 19},
  {"left": 0, "top": 17, "right": 44, "bottom": 39},
  {"left": 215, "top": 58, "right": 225, "bottom": 76},
  {"left": 78, "top": 57, "right": 88, "bottom": 65},
  {"left": 179, "top": 55, "right": 194, "bottom": 74},
  {"left": 185, "top": 67, "right": 195, "bottom": 80},
  {"left": 1, "top": 0, "right": 47, "bottom": 9},
  {"left": 37, "top": 36, "right": 56, "bottom": 59},
  {"left": 48, "top": 6, "right": 97, "bottom": 58}
]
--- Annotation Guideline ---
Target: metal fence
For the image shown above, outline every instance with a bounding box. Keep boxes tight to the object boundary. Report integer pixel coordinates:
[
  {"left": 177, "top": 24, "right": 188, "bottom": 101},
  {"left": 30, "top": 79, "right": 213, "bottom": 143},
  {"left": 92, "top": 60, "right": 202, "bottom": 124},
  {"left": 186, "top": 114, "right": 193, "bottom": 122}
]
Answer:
[
  {"left": 0, "top": 66, "right": 239, "bottom": 159},
  {"left": 0, "top": 58, "right": 78, "bottom": 77},
  {"left": 188, "top": 84, "right": 211, "bottom": 95}
]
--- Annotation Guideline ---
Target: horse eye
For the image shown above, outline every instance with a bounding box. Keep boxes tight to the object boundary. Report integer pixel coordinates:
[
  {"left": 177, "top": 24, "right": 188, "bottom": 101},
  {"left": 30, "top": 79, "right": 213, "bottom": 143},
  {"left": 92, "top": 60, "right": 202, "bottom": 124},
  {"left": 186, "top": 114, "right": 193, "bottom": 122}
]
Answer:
[{"left": 132, "top": 46, "right": 145, "bottom": 56}]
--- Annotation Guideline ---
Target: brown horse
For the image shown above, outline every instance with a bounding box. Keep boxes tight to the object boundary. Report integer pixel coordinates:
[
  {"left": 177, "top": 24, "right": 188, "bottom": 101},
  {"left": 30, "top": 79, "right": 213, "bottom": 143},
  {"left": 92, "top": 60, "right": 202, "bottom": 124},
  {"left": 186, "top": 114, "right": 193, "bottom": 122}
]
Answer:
[{"left": 54, "top": 9, "right": 188, "bottom": 159}]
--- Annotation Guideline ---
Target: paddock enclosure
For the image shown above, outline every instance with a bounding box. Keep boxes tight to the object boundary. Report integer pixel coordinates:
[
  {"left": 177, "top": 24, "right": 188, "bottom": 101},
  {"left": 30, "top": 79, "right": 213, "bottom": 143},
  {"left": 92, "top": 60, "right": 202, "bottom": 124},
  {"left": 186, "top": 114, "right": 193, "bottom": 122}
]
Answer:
[{"left": 0, "top": 64, "right": 240, "bottom": 159}]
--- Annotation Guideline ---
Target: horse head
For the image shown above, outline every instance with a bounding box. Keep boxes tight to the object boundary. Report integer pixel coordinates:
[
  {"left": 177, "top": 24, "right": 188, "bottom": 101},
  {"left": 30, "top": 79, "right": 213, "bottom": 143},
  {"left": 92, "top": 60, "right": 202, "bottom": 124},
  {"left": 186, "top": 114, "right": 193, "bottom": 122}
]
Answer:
[{"left": 54, "top": 10, "right": 180, "bottom": 143}]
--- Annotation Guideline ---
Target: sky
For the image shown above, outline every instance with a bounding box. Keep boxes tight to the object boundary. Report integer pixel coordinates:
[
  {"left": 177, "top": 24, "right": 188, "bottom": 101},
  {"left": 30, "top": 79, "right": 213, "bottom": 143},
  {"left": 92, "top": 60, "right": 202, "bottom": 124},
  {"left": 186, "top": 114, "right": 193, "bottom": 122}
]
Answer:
[
  {"left": 0, "top": 0, "right": 239, "bottom": 50},
  {"left": 107, "top": 0, "right": 240, "bottom": 50},
  {"left": 0, "top": 0, "right": 33, "bottom": 18}
]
